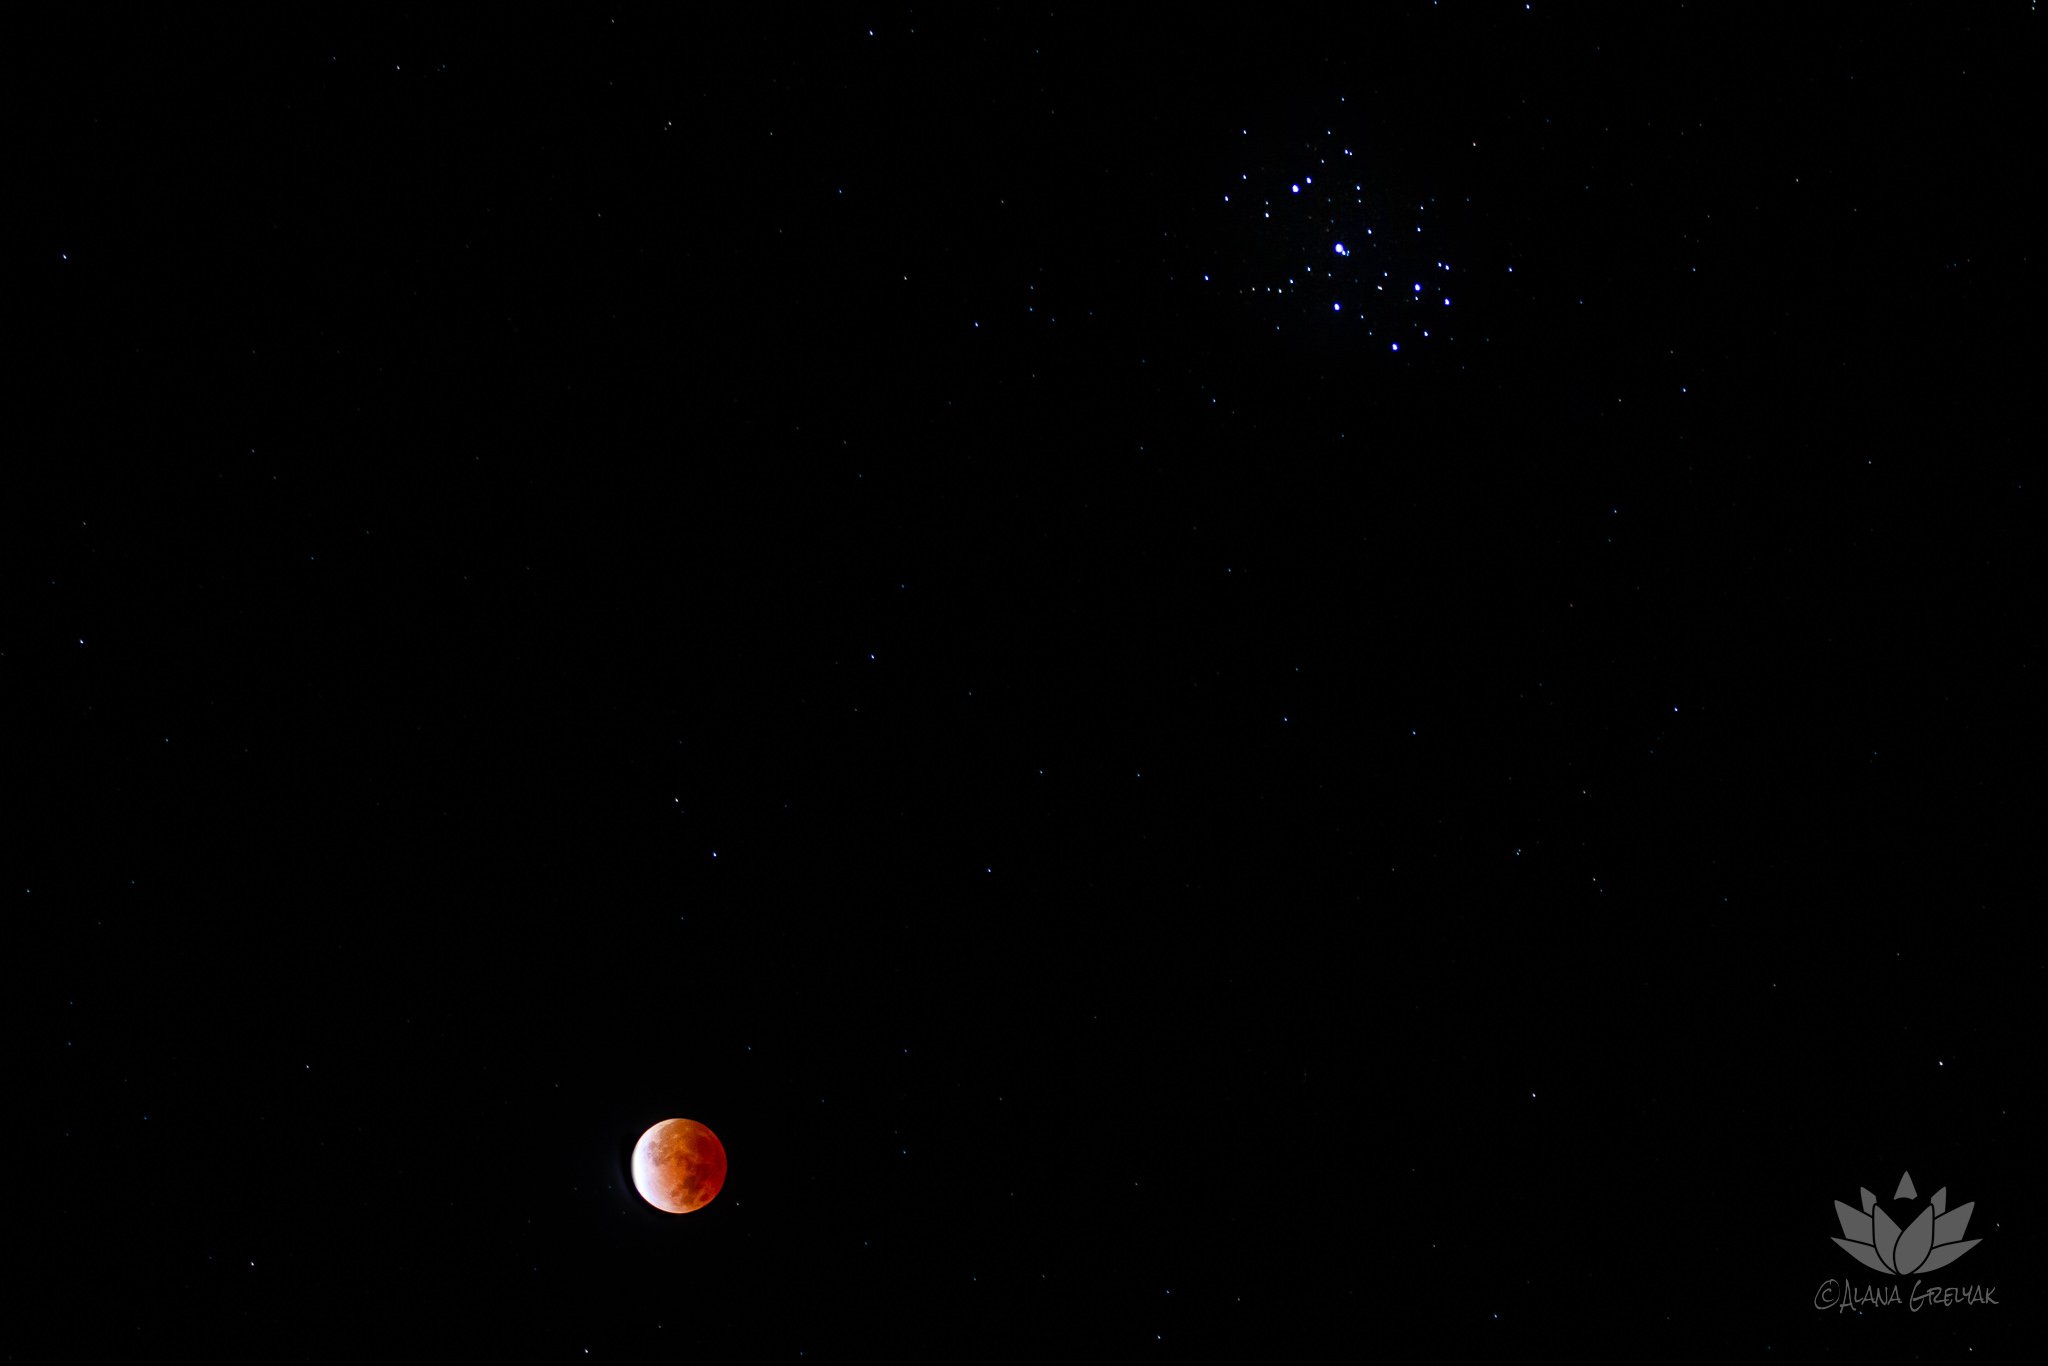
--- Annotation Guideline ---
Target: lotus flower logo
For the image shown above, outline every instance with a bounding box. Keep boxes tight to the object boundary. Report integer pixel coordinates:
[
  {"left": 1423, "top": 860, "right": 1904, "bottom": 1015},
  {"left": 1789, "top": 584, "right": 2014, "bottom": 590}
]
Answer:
[{"left": 1833, "top": 1172, "right": 1980, "bottom": 1275}]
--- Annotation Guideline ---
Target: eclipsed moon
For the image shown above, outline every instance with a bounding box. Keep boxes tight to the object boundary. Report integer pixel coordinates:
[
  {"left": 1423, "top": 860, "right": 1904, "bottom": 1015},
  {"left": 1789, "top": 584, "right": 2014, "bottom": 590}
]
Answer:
[{"left": 631, "top": 1117, "right": 728, "bottom": 1214}]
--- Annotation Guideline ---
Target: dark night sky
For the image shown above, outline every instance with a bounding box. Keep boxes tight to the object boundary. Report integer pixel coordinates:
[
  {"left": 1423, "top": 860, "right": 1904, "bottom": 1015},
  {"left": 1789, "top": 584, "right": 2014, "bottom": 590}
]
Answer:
[{"left": 12, "top": 5, "right": 2039, "bottom": 1361}]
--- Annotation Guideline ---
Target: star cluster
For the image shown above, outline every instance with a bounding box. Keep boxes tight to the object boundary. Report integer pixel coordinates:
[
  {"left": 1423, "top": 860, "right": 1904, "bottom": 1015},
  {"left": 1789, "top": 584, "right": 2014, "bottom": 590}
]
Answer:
[{"left": 1211, "top": 115, "right": 1473, "bottom": 354}]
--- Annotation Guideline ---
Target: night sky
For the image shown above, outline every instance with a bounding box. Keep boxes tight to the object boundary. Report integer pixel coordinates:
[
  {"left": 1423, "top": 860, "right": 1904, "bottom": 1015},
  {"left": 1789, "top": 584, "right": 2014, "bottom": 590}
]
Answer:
[{"left": 14, "top": 6, "right": 2039, "bottom": 1361}]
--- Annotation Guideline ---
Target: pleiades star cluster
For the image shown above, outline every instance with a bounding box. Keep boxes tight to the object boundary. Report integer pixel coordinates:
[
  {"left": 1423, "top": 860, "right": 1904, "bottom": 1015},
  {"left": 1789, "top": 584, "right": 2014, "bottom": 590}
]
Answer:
[{"left": 1214, "top": 113, "right": 1477, "bottom": 354}]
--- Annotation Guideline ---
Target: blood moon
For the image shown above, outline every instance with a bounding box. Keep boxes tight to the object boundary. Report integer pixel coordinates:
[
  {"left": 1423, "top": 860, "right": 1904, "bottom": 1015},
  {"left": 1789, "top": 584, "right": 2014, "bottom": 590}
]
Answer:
[{"left": 631, "top": 1118, "right": 728, "bottom": 1214}]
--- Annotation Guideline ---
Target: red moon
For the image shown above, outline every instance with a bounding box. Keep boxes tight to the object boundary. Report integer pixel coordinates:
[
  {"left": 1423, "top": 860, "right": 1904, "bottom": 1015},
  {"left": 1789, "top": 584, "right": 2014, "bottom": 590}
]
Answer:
[{"left": 631, "top": 1118, "right": 727, "bottom": 1214}]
